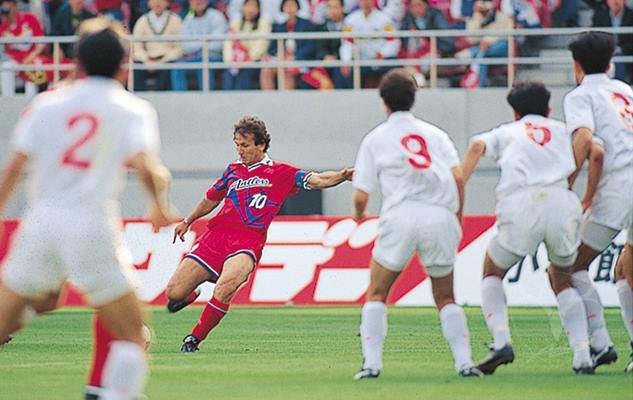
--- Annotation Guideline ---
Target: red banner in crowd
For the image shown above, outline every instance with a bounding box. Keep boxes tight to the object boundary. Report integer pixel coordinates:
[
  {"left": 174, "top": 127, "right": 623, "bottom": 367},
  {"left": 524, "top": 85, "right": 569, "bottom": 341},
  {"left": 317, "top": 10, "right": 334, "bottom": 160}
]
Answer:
[{"left": 0, "top": 216, "right": 625, "bottom": 307}]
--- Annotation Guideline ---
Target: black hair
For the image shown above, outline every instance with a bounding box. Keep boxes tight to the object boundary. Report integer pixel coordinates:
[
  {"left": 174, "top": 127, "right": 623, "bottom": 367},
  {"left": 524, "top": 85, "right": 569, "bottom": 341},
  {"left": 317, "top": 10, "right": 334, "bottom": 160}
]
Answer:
[
  {"left": 568, "top": 31, "right": 616, "bottom": 75},
  {"left": 240, "top": 0, "right": 261, "bottom": 31},
  {"left": 77, "top": 25, "right": 127, "bottom": 78},
  {"left": 280, "top": 0, "right": 300, "bottom": 12},
  {"left": 379, "top": 68, "right": 416, "bottom": 112},
  {"left": 234, "top": 115, "right": 271, "bottom": 152},
  {"left": 506, "top": 81, "right": 550, "bottom": 118}
]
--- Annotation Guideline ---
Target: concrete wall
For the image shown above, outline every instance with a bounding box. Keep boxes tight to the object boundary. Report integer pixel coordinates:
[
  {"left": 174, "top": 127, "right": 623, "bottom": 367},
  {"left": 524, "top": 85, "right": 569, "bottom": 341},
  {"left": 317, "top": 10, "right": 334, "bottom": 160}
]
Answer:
[{"left": 0, "top": 88, "right": 583, "bottom": 218}]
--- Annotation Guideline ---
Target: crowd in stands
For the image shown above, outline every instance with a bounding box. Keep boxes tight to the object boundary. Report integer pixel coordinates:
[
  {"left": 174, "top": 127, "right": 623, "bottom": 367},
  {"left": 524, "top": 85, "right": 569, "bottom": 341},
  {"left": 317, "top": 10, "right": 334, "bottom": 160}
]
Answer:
[{"left": 1, "top": 0, "right": 632, "bottom": 94}]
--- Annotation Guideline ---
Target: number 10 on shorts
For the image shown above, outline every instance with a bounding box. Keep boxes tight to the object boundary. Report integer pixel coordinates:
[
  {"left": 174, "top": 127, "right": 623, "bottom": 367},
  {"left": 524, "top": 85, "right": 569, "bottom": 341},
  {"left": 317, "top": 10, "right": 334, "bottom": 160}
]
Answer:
[{"left": 249, "top": 193, "right": 267, "bottom": 209}]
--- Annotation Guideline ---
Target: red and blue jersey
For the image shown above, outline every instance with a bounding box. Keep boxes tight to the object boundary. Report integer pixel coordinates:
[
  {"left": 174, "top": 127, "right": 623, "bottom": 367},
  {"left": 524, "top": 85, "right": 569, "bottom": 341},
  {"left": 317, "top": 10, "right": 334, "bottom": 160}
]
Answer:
[{"left": 205, "top": 155, "right": 313, "bottom": 239}]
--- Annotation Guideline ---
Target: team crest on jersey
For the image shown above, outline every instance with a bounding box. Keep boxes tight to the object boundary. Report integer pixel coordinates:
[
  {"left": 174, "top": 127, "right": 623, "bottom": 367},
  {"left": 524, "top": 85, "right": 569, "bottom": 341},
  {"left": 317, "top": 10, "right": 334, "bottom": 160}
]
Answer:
[{"left": 229, "top": 176, "right": 272, "bottom": 192}]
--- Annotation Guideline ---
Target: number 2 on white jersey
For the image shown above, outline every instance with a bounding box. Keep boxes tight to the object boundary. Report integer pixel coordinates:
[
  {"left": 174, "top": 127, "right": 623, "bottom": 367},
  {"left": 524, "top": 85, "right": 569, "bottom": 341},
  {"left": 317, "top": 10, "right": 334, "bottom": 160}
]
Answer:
[
  {"left": 249, "top": 193, "right": 267, "bottom": 209},
  {"left": 62, "top": 113, "right": 99, "bottom": 170},
  {"left": 400, "top": 133, "right": 432, "bottom": 169}
]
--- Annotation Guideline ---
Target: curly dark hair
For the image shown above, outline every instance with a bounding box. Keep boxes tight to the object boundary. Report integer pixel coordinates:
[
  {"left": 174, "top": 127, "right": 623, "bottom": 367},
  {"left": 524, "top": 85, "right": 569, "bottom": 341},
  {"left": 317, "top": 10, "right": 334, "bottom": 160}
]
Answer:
[{"left": 233, "top": 115, "right": 271, "bottom": 152}]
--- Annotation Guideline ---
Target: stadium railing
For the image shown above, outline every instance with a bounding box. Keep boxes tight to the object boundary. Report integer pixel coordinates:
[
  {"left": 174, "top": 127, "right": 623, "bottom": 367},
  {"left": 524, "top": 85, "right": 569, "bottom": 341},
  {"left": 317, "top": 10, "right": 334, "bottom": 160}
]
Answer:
[{"left": 0, "top": 26, "right": 632, "bottom": 91}]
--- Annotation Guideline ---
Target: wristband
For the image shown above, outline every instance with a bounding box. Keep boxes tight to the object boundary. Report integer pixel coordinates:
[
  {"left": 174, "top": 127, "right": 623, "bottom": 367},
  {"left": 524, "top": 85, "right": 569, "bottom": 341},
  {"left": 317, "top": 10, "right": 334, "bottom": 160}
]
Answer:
[{"left": 183, "top": 218, "right": 191, "bottom": 226}]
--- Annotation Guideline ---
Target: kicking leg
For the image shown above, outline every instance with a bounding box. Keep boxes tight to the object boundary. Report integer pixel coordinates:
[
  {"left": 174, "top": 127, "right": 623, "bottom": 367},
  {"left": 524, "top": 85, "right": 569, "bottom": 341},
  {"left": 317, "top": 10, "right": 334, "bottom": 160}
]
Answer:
[
  {"left": 165, "top": 257, "right": 214, "bottom": 313},
  {"left": 182, "top": 253, "right": 254, "bottom": 352}
]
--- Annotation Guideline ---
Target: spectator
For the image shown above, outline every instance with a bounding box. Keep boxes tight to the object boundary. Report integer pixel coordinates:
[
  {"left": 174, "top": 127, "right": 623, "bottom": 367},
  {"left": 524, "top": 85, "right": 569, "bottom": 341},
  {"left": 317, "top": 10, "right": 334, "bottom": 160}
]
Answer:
[
  {"left": 449, "top": 0, "right": 511, "bottom": 24},
  {"left": 316, "top": 0, "right": 351, "bottom": 88},
  {"left": 345, "top": 0, "right": 407, "bottom": 23},
  {"left": 132, "top": 0, "right": 183, "bottom": 90},
  {"left": 228, "top": 0, "right": 311, "bottom": 23},
  {"left": 95, "top": 0, "right": 125, "bottom": 21},
  {"left": 0, "top": 0, "right": 46, "bottom": 96},
  {"left": 552, "top": 0, "right": 579, "bottom": 27},
  {"left": 51, "top": 0, "right": 96, "bottom": 58},
  {"left": 223, "top": 0, "right": 271, "bottom": 89},
  {"left": 593, "top": 0, "right": 633, "bottom": 83},
  {"left": 461, "top": 0, "right": 513, "bottom": 87},
  {"left": 260, "top": 0, "right": 316, "bottom": 89},
  {"left": 172, "top": 0, "right": 228, "bottom": 90},
  {"left": 401, "top": 0, "right": 455, "bottom": 58},
  {"left": 210, "top": 0, "right": 232, "bottom": 17},
  {"left": 340, "top": 0, "right": 400, "bottom": 88}
]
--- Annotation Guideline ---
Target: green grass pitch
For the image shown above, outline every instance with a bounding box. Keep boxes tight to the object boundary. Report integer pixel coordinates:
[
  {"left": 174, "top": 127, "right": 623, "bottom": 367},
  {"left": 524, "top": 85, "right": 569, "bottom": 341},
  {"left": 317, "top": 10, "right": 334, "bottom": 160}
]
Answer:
[{"left": 0, "top": 307, "right": 631, "bottom": 400}]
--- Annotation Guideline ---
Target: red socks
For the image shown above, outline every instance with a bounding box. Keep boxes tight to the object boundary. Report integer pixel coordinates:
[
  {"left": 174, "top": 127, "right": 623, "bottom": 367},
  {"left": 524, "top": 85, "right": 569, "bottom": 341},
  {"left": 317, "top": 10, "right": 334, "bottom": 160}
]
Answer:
[
  {"left": 192, "top": 297, "right": 230, "bottom": 341},
  {"left": 87, "top": 315, "right": 114, "bottom": 391}
]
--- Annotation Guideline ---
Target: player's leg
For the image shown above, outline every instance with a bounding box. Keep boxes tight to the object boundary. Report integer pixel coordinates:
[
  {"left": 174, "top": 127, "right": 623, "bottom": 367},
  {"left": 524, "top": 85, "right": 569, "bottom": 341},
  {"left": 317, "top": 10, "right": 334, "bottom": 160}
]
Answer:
[
  {"left": 548, "top": 251, "right": 594, "bottom": 374},
  {"left": 353, "top": 258, "right": 400, "bottom": 380},
  {"left": 427, "top": 269, "right": 481, "bottom": 377},
  {"left": 95, "top": 292, "right": 148, "bottom": 400},
  {"left": 0, "top": 283, "right": 29, "bottom": 343},
  {"left": 476, "top": 236, "right": 522, "bottom": 375},
  {"left": 615, "top": 234, "right": 633, "bottom": 373},
  {"left": 181, "top": 253, "right": 254, "bottom": 352},
  {"left": 354, "top": 211, "right": 414, "bottom": 380},
  {"left": 165, "top": 257, "right": 214, "bottom": 313},
  {"left": 0, "top": 291, "right": 59, "bottom": 345},
  {"left": 572, "top": 220, "right": 619, "bottom": 364}
]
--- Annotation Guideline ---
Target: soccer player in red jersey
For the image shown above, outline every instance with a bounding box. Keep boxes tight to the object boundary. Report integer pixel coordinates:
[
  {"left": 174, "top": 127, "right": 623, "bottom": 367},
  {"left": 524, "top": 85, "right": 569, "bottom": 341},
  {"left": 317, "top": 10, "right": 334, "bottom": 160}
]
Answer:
[{"left": 166, "top": 115, "right": 353, "bottom": 352}]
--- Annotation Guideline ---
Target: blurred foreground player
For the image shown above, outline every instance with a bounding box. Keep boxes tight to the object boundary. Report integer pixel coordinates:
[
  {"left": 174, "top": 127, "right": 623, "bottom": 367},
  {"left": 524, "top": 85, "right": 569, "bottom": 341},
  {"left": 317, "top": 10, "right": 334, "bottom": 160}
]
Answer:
[
  {"left": 562, "top": 31, "right": 633, "bottom": 370},
  {"left": 461, "top": 81, "right": 593, "bottom": 374},
  {"left": 166, "top": 115, "right": 353, "bottom": 352},
  {"left": 0, "top": 18, "right": 173, "bottom": 400},
  {"left": 351, "top": 69, "right": 481, "bottom": 379}
]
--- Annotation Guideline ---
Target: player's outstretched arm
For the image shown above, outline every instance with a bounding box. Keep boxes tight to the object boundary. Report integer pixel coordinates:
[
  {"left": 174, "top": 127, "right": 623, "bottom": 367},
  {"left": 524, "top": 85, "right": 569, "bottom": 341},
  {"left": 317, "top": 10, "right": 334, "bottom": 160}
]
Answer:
[
  {"left": 172, "top": 197, "right": 221, "bottom": 243},
  {"left": 581, "top": 142, "right": 605, "bottom": 212},
  {"left": 126, "top": 152, "right": 173, "bottom": 231},
  {"left": 306, "top": 168, "right": 354, "bottom": 189},
  {"left": 568, "top": 127, "right": 593, "bottom": 188},
  {"left": 459, "top": 140, "right": 485, "bottom": 184},
  {"left": 0, "top": 152, "right": 29, "bottom": 218},
  {"left": 352, "top": 189, "right": 369, "bottom": 221}
]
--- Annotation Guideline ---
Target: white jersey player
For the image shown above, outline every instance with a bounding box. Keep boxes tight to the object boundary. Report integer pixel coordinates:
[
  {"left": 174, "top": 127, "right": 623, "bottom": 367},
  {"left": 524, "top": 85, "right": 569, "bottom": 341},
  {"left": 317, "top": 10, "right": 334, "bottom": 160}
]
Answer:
[
  {"left": 461, "top": 81, "right": 594, "bottom": 374},
  {"left": 0, "top": 19, "right": 173, "bottom": 400},
  {"left": 563, "top": 31, "right": 633, "bottom": 372},
  {"left": 352, "top": 69, "right": 481, "bottom": 380}
]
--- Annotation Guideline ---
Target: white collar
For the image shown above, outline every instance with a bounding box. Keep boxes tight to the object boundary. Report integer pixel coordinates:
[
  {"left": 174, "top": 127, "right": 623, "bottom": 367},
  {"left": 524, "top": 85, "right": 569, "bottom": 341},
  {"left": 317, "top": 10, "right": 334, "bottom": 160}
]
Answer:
[
  {"left": 234, "top": 153, "right": 274, "bottom": 170},
  {"left": 581, "top": 73, "right": 610, "bottom": 85},
  {"left": 387, "top": 111, "right": 415, "bottom": 121}
]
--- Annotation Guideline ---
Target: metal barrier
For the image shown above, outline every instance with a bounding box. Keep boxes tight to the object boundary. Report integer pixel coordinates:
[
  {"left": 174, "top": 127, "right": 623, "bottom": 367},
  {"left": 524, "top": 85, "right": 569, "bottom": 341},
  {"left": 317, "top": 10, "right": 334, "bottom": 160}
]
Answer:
[{"left": 1, "top": 26, "right": 632, "bottom": 91}]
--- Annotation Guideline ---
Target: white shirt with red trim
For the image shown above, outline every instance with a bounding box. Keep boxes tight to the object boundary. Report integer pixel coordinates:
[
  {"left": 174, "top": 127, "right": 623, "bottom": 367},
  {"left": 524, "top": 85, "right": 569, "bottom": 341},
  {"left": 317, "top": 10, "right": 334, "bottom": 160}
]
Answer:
[
  {"left": 11, "top": 77, "right": 160, "bottom": 214},
  {"left": 472, "top": 115, "right": 575, "bottom": 199},
  {"left": 353, "top": 111, "right": 460, "bottom": 214},
  {"left": 564, "top": 73, "right": 633, "bottom": 174},
  {"left": 340, "top": 9, "right": 400, "bottom": 62}
]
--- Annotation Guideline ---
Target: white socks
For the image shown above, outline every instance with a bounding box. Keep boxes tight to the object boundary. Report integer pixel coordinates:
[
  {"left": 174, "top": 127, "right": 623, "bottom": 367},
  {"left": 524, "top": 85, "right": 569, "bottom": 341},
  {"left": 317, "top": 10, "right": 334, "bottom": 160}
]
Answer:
[
  {"left": 481, "top": 276, "right": 511, "bottom": 350},
  {"left": 616, "top": 279, "right": 633, "bottom": 342},
  {"left": 572, "top": 270, "right": 612, "bottom": 350},
  {"left": 557, "top": 288, "right": 592, "bottom": 368},
  {"left": 439, "top": 304, "right": 474, "bottom": 371},
  {"left": 101, "top": 341, "right": 147, "bottom": 400},
  {"left": 360, "top": 301, "right": 387, "bottom": 371}
]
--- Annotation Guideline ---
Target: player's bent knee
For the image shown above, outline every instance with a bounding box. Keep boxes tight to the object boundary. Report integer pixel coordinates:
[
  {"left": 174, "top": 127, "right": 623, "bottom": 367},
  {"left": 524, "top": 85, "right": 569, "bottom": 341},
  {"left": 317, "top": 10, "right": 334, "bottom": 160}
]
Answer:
[
  {"left": 487, "top": 238, "right": 522, "bottom": 272},
  {"left": 550, "top": 251, "right": 577, "bottom": 268}
]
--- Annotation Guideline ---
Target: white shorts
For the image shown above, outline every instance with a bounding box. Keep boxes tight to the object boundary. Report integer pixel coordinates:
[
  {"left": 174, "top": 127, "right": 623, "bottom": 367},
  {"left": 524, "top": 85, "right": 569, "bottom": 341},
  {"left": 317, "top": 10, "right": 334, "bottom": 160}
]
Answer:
[
  {"left": 2, "top": 207, "right": 137, "bottom": 306},
  {"left": 585, "top": 168, "right": 633, "bottom": 231},
  {"left": 372, "top": 203, "right": 461, "bottom": 277},
  {"left": 490, "top": 186, "right": 582, "bottom": 268}
]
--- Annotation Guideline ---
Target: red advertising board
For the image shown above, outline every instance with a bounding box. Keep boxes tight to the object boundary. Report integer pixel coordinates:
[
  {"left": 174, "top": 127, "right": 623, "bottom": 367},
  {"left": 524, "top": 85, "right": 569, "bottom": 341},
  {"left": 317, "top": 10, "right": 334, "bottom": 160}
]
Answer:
[{"left": 0, "top": 216, "right": 624, "bottom": 307}]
